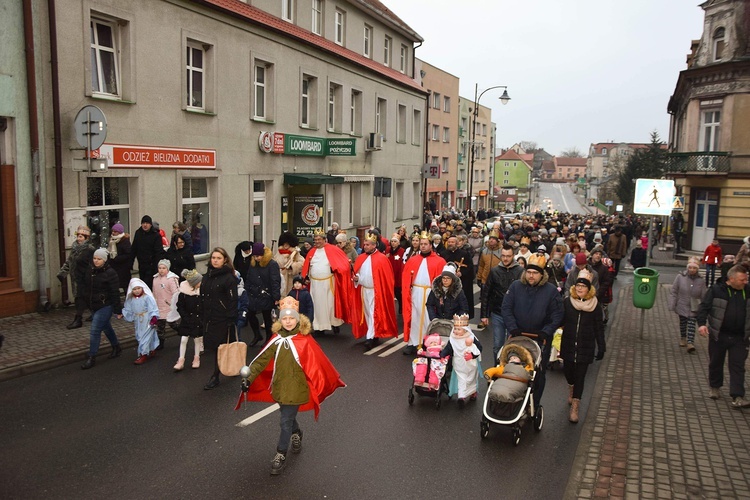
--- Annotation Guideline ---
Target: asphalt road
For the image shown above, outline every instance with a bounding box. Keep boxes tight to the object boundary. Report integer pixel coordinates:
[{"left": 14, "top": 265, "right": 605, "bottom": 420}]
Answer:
[{"left": 537, "top": 182, "right": 592, "bottom": 215}]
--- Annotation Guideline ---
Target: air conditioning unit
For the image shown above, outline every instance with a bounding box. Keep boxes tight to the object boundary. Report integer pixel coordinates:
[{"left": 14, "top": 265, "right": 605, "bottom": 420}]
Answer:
[{"left": 366, "top": 132, "right": 383, "bottom": 151}]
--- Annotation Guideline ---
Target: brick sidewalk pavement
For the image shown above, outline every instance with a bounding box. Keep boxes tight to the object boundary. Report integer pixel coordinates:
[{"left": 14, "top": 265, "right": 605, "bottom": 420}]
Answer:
[{"left": 565, "top": 285, "right": 750, "bottom": 499}]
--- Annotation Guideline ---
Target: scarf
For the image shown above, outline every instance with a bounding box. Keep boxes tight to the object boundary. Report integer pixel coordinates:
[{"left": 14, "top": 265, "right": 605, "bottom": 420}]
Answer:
[
  {"left": 107, "top": 233, "right": 124, "bottom": 259},
  {"left": 570, "top": 295, "right": 598, "bottom": 312}
]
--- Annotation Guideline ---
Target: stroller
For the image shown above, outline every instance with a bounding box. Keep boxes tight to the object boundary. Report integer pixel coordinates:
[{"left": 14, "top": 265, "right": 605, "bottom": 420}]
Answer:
[
  {"left": 408, "top": 318, "right": 452, "bottom": 409},
  {"left": 480, "top": 335, "right": 544, "bottom": 446}
]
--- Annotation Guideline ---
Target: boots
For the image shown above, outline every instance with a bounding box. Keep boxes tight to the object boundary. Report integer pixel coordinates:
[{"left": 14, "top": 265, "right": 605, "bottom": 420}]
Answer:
[
  {"left": 192, "top": 355, "right": 200, "bottom": 369},
  {"left": 81, "top": 356, "right": 96, "bottom": 370},
  {"left": 569, "top": 398, "right": 580, "bottom": 423},
  {"left": 568, "top": 385, "right": 574, "bottom": 405},
  {"left": 108, "top": 345, "right": 122, "bottom": 359},
  {"left": 173, "top": 358, "right": 185, "bottom": 371},
  {"left": 67, "top": 315, "right": 83, "bottom": 329},
  {"left": 250, "top": 331, "right": 264, "bottom": 347}
]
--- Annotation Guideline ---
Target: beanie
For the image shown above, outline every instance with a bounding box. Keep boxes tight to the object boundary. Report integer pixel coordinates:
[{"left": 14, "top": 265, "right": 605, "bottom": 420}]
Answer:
[
  {"left": 111, "top": 223, "right": 125, "bottom": 233},
  {"left": 94, "top": 248, "right": 109, "bottom": 261},
  {"left": 441, "top": 263, "right": 458, "bottom": 280},
  {"left": 158, "top": 259, "right": 171, "bottom": 270},
  {"left": 252, "top": 242, "right": 265, "bottom": 255},
  {"left": 182, "top": 268, "right": 202, "bottom": 287},
  {"left": 575, "top": 253, "right": 587, "bottom": 266},
  {"left": 141, "top": 215, "right": 153, "bottom": 225},
  {"left": 278, "top": 296, "right": 300, "bottom": 322},
  {"left": 292, "top": 275, "right": 305, "bottom": 285}
]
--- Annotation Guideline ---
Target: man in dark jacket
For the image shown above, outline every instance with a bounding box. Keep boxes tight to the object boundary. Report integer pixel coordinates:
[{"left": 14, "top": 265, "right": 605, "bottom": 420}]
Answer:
[
  {"left": 439, "top": 236, "right": 476, "bottom": 319},
  {"left": 130, "top": 215, "right": 166, "bottom": 290},
  {"left": 589, "top": 247, "right": 614, "bottom": 323},
  {"left": 245, "top": 242, "right": 281, "bottom": 347},
  {"left": 502, "top": 253, "right": 564, "bottom": 407},
  {"left": 697, "top": 265, "right": 750, "bottom": 408},
  {"left": 480, "top": 244, "right": 523, "bottom": 359}
]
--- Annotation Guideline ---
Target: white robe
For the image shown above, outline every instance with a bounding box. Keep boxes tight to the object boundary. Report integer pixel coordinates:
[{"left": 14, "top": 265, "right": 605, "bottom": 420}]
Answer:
[
  {"left": 448, "top": 333, "right": 481, "bottom": 399},
  {"left": 309, "top": 249, "right": 344, "bottom": 331},
  {"left": 356, "top": 255, "right": 375, "bottom": 340},
  {"left": 407, "top": 258, "right": 432, "bottom": 346}
]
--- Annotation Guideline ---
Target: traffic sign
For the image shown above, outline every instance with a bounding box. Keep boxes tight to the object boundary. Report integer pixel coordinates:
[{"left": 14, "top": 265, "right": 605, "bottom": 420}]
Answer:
[
  {"left": 672, "top": 196, "right": 685, "bottom": 211},
  {"left": 74, "top": 105, "right": 107, "bottom": 150},
  {"left": 605, "top": 200, "right": 613, "bottom": 206},
  {"left": 633, "top": 178, "right": 675, "bottom": 216},
  {"left": 422, "top": 164, "right": 440, "bottom": 179}
]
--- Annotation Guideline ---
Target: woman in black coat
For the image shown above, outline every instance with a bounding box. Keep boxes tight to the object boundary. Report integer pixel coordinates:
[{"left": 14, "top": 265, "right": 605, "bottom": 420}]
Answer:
[
  {"left": 108, "top": 224, "right": 133, "bottom": 292},
  {"left": 245, "top": 242, "right": 281, "bottom": 347},
  {"left": 201, "top": 247, "right": 238, "bottom": 390},
  {"left": 425, "top": 264, "right": 469, "bottom": 321},
  {"left": 233, "top": 241, "right": 254, "bottom": 278},
  {"left": 80, "top": 248, "right": 122, "bottom": 370},
  {"left": 167, "top": 234, "right": 196, "bottom": 280},
  {"left": 560, "top": 269, "right": 605, "bottom": 423}
]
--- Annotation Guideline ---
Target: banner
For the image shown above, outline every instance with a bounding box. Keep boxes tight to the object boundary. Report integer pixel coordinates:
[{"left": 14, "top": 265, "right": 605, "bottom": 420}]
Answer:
[{"left": 293, "top": 195, "right": 324, "bottom": 238}]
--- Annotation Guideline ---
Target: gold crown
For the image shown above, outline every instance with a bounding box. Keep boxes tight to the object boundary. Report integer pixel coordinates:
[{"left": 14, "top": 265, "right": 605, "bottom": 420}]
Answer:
[
  {"left": 364, "top": 232, "right": 378, "bottom": 243},
  {"left": 452, "top": 313, "right": 470, "bottom": 327},
  {"left": 419, "top": 231, "right": 431, "bottom": 240},
  {"left": 278, "top": 296, "right": 299, "bottom": 312},
  {"left": 313, "top": 228, "right": 326, "bottom": 237},
  {"left": 488, "top": 230, "right": 500, "bottom": 239}
]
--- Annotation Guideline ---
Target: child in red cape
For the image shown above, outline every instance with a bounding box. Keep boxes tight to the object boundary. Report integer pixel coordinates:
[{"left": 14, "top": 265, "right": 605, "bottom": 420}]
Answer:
[{"left": 236, "top": 296, "right": 345, "bottom": 476}]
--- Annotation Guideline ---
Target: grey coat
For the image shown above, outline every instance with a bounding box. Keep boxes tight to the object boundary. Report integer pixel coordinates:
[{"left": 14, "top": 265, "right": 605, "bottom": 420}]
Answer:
[{"left": 668, "top": 270, "right": 707, "bottom": 318}]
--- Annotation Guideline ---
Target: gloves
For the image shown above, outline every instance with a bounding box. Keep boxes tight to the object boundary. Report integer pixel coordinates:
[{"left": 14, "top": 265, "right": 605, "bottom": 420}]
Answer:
[
  {"left": 595, "top": 351, "right": 605, "bottom": 361},
  {"left": 509, "top": 329, "right": 522, "bottom": 337},
  {"left": 150, "top": 316, "right": 159, "bottom": 326},
  {"left": 463, "top": 351, "right": 473, "bottom": 361}
]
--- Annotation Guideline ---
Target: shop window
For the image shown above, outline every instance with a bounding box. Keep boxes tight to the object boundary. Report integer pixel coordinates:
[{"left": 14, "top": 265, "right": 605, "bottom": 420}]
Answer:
[
  {"left": 182, "top": 178, "right": 210, "bottom": 255},
  {"left": 86, "top": 177, "right": 130, "bottom": 248}
]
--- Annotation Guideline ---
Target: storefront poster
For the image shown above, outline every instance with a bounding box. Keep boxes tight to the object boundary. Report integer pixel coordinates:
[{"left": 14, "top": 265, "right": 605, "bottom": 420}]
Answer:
[{"left": 293, "top": 195, "right": 324, "bottom": 238}]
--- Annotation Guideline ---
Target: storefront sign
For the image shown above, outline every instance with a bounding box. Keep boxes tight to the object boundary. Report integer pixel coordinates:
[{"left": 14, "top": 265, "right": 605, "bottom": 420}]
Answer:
[
  {"left": 293, "top": 195, "right": 324, "bottom": 238},
  {"left": 733, "top": 191, "right": 750, "bottom": 196},
  {"left": 326, "top": 138, "right": 356, "bottom": 156},
  {"left": 95, "top": 144, "right": 216, "bottom": 169},
  {"left": 286, "top": 135, "right": 326, "bottom": 156},
  {"left": 258, "top": 132, "right": 355, "bottom": 157},
  {"left": 478, "top": 190, "right": 488, "bottom": 196}
]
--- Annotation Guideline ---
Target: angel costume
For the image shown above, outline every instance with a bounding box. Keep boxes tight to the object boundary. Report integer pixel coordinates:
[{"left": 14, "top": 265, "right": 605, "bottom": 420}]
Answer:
[{"left": 122, "top": 278, "right": 160, "bottom": 356}]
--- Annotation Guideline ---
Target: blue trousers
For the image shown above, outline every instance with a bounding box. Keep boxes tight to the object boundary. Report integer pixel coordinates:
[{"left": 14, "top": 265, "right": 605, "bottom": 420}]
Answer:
[
  {"left": 277, "top": 404, "right": 301, "bottom": 454},
  {"left": 88, "top": 306, "right": 119, "bottom": 357},
  {"left": 490, "top": 312, "right": 507, "bottom": 361}
]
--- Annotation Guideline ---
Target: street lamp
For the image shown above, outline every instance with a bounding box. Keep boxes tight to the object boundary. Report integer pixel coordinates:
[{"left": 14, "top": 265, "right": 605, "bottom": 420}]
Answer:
[{"left": 467, "top": 84, "right": 510, "bottom": 212}]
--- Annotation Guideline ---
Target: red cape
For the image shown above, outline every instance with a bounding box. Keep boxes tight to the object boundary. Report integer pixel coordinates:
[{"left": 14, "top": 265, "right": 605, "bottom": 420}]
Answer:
[
  {"left": 351, "top": 251, "right": 397, "bottom": 339},
  {"left": 301, "top": 244, "right": 358, "bottom": 324},
  {"left": 401, "top": 251, "right": 446, "bottom": 343},
  {"left": 234, "top": 333, "right": 346, "bottom": 420}
]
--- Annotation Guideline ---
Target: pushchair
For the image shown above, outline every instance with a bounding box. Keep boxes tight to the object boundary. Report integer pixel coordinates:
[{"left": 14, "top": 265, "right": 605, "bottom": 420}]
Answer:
[
  {"left": 480, "top": 334, "right": 544, "bottom": 445},
  {"left": 408, "top": 318, "right": 452, "bottom": 409}
]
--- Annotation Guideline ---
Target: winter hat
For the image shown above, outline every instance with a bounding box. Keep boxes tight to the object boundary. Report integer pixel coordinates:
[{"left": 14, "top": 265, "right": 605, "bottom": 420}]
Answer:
[
  {"left": 590, "top": 245, "right": 604, "bottom": 255},
  {"left": 441, "top": 263, "right": 458, "bottom": 280},
  {"left": 292, "top": 275, "right": 305, "bottom": 285},
  {"left": 575, "top": 253, "right": 587, "bottom": 266},
  {"left": 506, "top": 349, "right": 521, "bottom": 363},
  {"left": 576, "top": 269, "right": 594, "bottom": 289},
  {"left": 744, "top": 236, "right": 750, "bottom": 245},
  {"left": 76, "top": 225, "right": 91, "bottom": 237},
  {"left": 111, "top": 223, "right": 125, "bottom": 233},
  {"left": 153, "top": 221, "right": 160, "bottom": 232},
  {"left": 549, "top": 228, "right": 557, "bottom": 234},
  {"left": 539, "top": 228, "right": 548, "bottom": 235},
  {"left": 93, "top": 248, "right": 109, "bottom": 261},
  {"left": 526, "top": 254, "right": 546, "bottom": 273},
  {"left": 594, "top": 232, "right": 603, "bottom": 242},
  {"left": 182, "top": 268, "right": 202, "bottom": 287},
  {"left": 252, "top": 242, "right": 265, "bottom": 255},
  {"left": 537, "top": 244, "right": 547, "bottom": 253},
  {"left": 158, "top": 259, "right": 171, "bottom": 270},
  {"left": 555, "top": 237, "right": 566, "bottom": 246},
  {"left": 278, "top": 231, "right": 299, "bottom": 248},
  {"left": 278, "top": 296, "right": 300, "bottom": 322},
  {"left": 141, "top": 215, "right": 152, "bottom": 225}
]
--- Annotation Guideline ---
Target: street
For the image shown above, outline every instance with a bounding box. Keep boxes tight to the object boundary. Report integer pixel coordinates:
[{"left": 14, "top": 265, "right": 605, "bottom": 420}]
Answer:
[{"left": 535, "top": 182, "right": 593, "bottom": 215}]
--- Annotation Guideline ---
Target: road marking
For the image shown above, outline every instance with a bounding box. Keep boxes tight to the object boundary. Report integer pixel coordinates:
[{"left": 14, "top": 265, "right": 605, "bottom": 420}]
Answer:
[
  {"left": 365, "top": 334, "right": 403, "bottom": 355},
  {"left": 379, "top": 335, "right": 408, "bottom": 357},
  {"left": 236, "top": 403, "right": 280, "bottom": 427}
]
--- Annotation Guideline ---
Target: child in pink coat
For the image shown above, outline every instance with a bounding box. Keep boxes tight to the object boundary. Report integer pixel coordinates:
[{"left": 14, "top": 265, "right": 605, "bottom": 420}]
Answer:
[{"left": 152, "top": 259, "right": 179, "bottom": 350}]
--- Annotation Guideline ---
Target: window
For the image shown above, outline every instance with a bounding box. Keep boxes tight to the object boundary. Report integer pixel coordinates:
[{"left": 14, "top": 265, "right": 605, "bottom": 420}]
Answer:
[
  {"left": 503, "top": 179, "right": 509, "bottom": 185},
  {"left": 253, "top": 60, "right": 274, "bottom": 121},
  {"left": 383, "top": 36, "right": 392, "bottom": 67},
  {"left": 412, "top": 109, "right": 421, "bottom": 146},
  {"left": 482, "top": 124, "right": 487, "bottom": 136},
  {"left": 441, "top": 157, "right": 449, "bottom": 173},
  {"left": 90, "top": 18, "right": 121, "bottom": 96},
  {"left": 504, "top": 162, "right": 509, "bottom": 167},
  {"left": 334, "top": 9, "right": 345, "bottom": 46},
  {"left": 481, "top": 145, "right": 486, "bottom": 159},
  {"left": 328, "top": 82, "right": 342, "bottom": 132},
  {"left": 301, "top": 74, "right": 318, "bottom": 128},
  {"left": 400, "top": 45, "right": 407, "bottom": 73},
  {"left": 458, "top": 169, "right": 465, "bottom": 183},
  {"left": 443, "top": 96, "right": 450, "bottom": 113},
  {"left": 363, "top": 25, "right": 372, "bottom": 58},
  {"left": 431, "top": 156, "right": 439, "bottom": 165},
  {"left": 700, "top": 110, "right": 721, "bottom": 151},
  {"left": 397, "top": 104, "right": 407, "bottom": 143},
  {"left": 282, "top": 0, "right": 294, "bottom": 22},
  {"left": 86, "top": 177, "right": 129, "bottom": 249},
  {"left": 433, "top": 92, "right": 441, "bottom": 109},
  {"left": 186, "top": 43, "right": 205, "bottom": 110},
  {"left": 504, "top": 170, "right": 509, "bottom": 176},
  {"left": 431, "top": 124, "right": 439, "bottom": 141},
  {"left": 443, "top": 127, "right": 450, "bottom": 143},
  {"left": 312, "top": 0, "right": 322, "bottom": 34},
  {"left": 183, "top": 178, "right": 210, "bottom": 255},
  {"left": 350, "top": 89, "right": 362, "bottom": 135},
  {"left": 713, "top": 27, "right": 725, "bottom": 62}
]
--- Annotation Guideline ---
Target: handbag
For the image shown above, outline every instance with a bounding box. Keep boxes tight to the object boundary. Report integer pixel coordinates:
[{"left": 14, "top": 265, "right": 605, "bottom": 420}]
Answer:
[{"left": 218, "top": 325, "right": 247, "bottom": 377}]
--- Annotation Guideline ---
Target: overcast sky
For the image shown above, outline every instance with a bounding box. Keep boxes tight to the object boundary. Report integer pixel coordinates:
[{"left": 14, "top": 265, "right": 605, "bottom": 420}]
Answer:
[{"left": 381, "top": 0, "right": 706, "bottom": 156}]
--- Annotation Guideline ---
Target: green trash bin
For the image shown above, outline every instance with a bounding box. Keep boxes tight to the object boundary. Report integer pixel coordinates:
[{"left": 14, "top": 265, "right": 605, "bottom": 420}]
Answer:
[{"left": 633, "top": 267, "right": 659, "bottom": 309}]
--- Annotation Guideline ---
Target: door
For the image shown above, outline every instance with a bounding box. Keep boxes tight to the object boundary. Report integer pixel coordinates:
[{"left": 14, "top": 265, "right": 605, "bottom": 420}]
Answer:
[{"left": 691, "top": 189, "right": 718, "bottom": 251}]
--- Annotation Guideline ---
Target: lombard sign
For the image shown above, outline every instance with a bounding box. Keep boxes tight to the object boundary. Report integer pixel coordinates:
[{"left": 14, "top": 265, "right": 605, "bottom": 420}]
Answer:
[{"left": 258, "top": 132, "right": 356, "bottom": 157}]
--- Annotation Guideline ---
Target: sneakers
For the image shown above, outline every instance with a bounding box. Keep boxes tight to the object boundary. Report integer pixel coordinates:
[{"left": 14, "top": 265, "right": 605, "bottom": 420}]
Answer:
[
  {"left": 290, "top": 430, "right": 303, "bottom": 454},
  {"left": 173, "top": 358, "right": 185, "bottom": 371},
  {"left": 192, "top": 355, "right": 200, "bottom": 369},
  {"left": 270, "top": 452, "right": 286, "bottom": 475},
  {"left": 679, "top": 338, "right": 687, "bottom": 347},
  {"left": 686, "top": 343, "right": 696, "bottom": 353},
  {"left": 709, "top": 388, "right": 721, "bottom": 400},
  {"left": 731, "top": 397, "right": 750, "bottom": 408}
]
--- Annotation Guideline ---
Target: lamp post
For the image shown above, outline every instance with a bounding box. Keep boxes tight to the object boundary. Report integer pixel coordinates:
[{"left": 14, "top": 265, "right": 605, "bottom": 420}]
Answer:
[{"left": 467, "top": 84, "right": 510, "bottom": 212}]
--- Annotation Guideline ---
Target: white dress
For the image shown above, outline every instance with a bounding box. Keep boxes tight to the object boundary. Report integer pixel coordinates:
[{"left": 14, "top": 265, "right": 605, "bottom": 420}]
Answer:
[
  {"left": 407, "top": 258, "right": 432, "bottom": 346},
  {"left": 309, "top": 249, "right": 344, "bottom": 331}
]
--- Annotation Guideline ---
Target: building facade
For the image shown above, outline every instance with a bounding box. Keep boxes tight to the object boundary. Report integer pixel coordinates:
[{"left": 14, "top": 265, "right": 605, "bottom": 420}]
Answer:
[
  {"left": 666, "top": 0, "right": 750, "bottom": 252},
  {"left": 493, "top": 149, "right": 532, "bottom": 211},
  {"left": 586, "top": 142, "right": 650, "bottom": 201},
  {"left": 1, "top": 0, "right": 427, "bottom": 316},
  {"left": 457, "top": 97, "right": 492, "bottom": 210},
  {"left": 553, "top": 157, "right": 587, "bottom": 181}
]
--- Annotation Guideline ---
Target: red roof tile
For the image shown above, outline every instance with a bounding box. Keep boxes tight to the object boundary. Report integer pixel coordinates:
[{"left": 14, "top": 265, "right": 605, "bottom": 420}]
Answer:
[
  {"left": 197, "top": 0, "right": 426, "bottom": 93},
  {"left": 555, "top": 157, "right": 587, "bottom": 167}
]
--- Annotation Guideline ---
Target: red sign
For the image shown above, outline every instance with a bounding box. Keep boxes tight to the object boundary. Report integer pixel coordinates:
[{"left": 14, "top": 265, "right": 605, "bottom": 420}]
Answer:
[
  {"left": 95, "top": 144, "right": 216, "bottom": 169},
  {"left": 273, "top": 133, "right": 285, "bottom": 154}
]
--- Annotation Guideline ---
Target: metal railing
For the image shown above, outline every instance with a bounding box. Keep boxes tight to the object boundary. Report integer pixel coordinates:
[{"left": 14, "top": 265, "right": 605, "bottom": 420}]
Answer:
[{"left": 664, "top": 152, "right": 731, "bottom": 173}]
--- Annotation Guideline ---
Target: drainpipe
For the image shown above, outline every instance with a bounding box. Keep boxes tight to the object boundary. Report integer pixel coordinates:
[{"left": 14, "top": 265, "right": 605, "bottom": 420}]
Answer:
[{"left": 23, "top": 0, "right": 50, "bottom": 310}]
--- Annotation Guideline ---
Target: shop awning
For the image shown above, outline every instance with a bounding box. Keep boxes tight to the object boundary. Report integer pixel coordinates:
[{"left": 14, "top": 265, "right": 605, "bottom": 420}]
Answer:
[{"left": 284, "top": 173, "right": 345, "bottom": 185}]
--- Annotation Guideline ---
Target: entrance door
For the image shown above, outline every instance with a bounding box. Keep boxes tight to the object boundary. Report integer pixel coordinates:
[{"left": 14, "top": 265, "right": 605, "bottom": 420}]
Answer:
[{"left": 692, "top": 189, "right": 718, "bottom": 251}]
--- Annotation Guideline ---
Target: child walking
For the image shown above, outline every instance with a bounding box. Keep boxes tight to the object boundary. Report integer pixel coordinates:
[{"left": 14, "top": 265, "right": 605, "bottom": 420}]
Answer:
[
  {"left": 173, "top": 269, "right": 204, "bottom": 371},
  {"left": 152, "top": 259, "right": 180, "bottom": 350},
  {"left": 236, "top": 296, "right": 345, "bottom": 476},
  {"left": 702, "top": 238, "right": 722, "bottom": 287},
  {"left": 119, "top": 278, "right": 160, "bottom": 364},
  {"left": 286, "top": 275, "right": 313, "bottom": 323},
  {"left": 440, "top": 313, "right": 482, "bottom": 408}
]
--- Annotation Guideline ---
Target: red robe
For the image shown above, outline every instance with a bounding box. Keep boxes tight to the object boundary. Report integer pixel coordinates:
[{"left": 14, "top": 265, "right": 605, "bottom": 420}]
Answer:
[
  {"left": 235, "top": 332, "right": 345, "bottom": 420},
  {"left": 301, "top": 244, "right": 358, "bottom": 324},
  {"left": 401, "top": 251, "right": 446, "bottom": 343},
  {"left": 351, "top": 251, "right": 397, "bottom": 339}
]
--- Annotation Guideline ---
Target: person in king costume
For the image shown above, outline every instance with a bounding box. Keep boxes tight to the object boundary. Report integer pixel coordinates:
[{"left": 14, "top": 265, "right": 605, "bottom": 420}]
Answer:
[
  {"left": 401, "top": 231, "right": 446, "bottom": 355},
  {"left": 440, "top": 313, "right": 483, "bottom": 407},
  {"left": 301, "top": 228, "right": 357, "bottom": 335},
  {"left": 236, "top": 297, "right": 345, "bottom": 475},
  {"left": 352, "top": 233, "right": 397, "bottom": 350}
]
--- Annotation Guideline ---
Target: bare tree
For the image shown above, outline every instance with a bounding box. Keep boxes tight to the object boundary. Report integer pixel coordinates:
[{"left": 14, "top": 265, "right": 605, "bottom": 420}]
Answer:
[
  {"left": 519, "top": 141, "right": 538, "bottom": 152},
  {"left": 559, "top": 146, "right": 583, "bottom": 158}
]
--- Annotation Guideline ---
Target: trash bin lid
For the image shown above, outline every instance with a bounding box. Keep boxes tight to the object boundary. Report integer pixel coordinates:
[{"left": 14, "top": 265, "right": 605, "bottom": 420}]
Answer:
[{"left": 634, "top": 267, "right": 659, "bottom": 278}]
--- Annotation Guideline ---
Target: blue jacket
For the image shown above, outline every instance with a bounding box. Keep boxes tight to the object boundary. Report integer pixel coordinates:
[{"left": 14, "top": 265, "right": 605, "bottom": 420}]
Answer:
[{"left": 501, "top": 270, "right": 564, "bottom": 340}]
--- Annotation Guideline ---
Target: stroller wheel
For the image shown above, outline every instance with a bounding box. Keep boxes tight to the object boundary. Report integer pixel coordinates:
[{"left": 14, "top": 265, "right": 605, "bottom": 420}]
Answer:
[
  {"left": 408, "top": 389, "right": 415, "bottom": 406},
  {"left": 512, "top": 426, "right": 521, "bottom": 446},
  {"left": 534, "top": 405, "right": 544, "bottom": 431},
  {"left": 480, "top": 418, "right": 490, "bottom": 439}
]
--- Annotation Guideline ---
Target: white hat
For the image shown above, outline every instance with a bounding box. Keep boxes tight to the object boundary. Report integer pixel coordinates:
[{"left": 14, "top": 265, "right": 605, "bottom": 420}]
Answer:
[{"left": 440, "top": 263, "right": 458, "bottom": 279}]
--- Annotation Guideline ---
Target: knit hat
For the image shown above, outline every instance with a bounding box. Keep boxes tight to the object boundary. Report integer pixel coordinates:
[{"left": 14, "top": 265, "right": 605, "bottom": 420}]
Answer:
[
  {"left": 278, "top": 231, "right": 299, "bottom": 248},
  {"left": 292, "top": 275, "right": 305, "bottom": 285},
  {"left": 111, "top": 223, "right": 125, "bottom": 233},
  {"left": 575, "top": 253, "right": 587, "bottom": 266},
  {"left": 93, "top": 248, "right": 109, "bottom": 261},
  {"left": 594, "top": 232, "right": 602, "bottom": 242},
  {"left": 182, "top": 269, "right": 202, "bottom": 287},
  {"left": 76, "top": 225, "right": 91, "bottom": 237},
  {"left": 590, "top": 245, "right": 604, "bottom": 255},
  {"left": 537, "top": 244, "right": 547, "bottom": 253},
  {"left": 441, "top": 263, "right": 458, "bottom": 280},
  {"left": 555, "top": 237, "right": 566, "bottom": 246},
  {"left": 549, "top": 228, "right": 557, "bottom": 234},
  {"left": 744, "top": 236, "right": 750, "bottom": 245},
  {"left": 252, "top": 242, "right": 265, "bottom": 255},
  {"left": 141, "top": 215, "right": 152, "bottom": 225},
  {"left": 576, "top": 269, "right": 594, "bottom": 289},
  {"left": 278, "top": 296, "right": 300, "bottom": 322},
  {"left": 526, "top": 254, "right": 546, "bottom": 273},
  {"left": 158, "top": 259, "right": 171, "bottom": 270}
]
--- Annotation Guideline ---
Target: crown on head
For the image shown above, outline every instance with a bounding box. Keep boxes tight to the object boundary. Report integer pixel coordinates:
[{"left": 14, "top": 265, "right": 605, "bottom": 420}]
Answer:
[
  {"left": 278, "top": 296, "right": 299, "bottom": 313},
  {"left": 452, "top": 313, "right": 470, "bottom": 327},
  {"left": 364, "top": 232, "right": 379, "bottom": 243},
  {"left": 419, "top": 231, "right": 431, "bottom": 240},
  {"left": 313, "top": 228, "right": 326, "bottom": 237}
]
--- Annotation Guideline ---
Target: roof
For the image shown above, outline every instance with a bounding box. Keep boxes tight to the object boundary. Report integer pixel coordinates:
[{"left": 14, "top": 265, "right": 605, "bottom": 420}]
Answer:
[
  {"left": 495, "top": 150, "right": 532, "bottom": 171},
  {"left": 555, "top": 157, "right": 588, "bottom": 167},
  {"left": 196, "top": 0, "right": 425, "bottom": 94},
  {"left": 589, "top": 142, "right": 661, "bottom": 155},
  {"left": 542, "top": 160, "right": 556, "bottom": 172},
  {"left": 354, "top": 0, "right": 423, "bottom": 42}
]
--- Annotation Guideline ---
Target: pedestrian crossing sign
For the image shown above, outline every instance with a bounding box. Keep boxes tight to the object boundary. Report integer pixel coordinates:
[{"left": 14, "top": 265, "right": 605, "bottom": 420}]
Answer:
[
  {"left": 633, "top": 178, "right": 675, "bottom": 216},
  {"left": 672, "top": 196, "right": 685, "bottom": 211}
]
